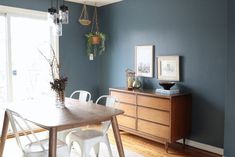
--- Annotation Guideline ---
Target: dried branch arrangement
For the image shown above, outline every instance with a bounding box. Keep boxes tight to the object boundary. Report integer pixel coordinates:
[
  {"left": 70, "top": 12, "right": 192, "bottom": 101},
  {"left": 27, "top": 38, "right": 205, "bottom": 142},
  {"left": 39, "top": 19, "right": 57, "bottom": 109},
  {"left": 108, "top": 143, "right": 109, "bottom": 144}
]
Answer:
[{"left": 37, "top": 44, "right": 67, "bottom": 92}]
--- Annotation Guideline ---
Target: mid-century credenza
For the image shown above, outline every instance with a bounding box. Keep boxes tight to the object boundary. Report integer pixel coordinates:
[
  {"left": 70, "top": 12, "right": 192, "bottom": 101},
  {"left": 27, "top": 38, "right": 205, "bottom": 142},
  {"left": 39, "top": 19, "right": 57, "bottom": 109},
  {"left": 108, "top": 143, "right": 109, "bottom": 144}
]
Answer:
[{"left": 110, "top": 88, "right": 191, "bottom": 151}]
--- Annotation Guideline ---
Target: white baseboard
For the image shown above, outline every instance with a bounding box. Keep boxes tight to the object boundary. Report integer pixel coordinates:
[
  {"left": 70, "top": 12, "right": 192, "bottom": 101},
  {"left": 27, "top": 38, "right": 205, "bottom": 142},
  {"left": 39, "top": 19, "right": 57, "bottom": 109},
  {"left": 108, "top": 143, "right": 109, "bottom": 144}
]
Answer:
[{"left": 177, "top": 139, "right": 224, "bottom": 155}]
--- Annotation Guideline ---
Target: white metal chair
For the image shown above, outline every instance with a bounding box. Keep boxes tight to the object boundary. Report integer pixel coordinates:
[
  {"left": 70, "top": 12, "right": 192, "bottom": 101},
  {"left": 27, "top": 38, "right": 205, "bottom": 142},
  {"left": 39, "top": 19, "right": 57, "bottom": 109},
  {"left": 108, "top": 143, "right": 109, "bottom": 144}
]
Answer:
[
  {"left": 70, "top": 90, "right": 91, "bottom": 103},
  {"left": 7, "top": 111, "right": 70, "bottom": 157},
  {"left": 65, "top": 95, "right": 119, "bottom": 157},
  {"left": 57, "top": 90, "right": 92, "bottom": 142}
]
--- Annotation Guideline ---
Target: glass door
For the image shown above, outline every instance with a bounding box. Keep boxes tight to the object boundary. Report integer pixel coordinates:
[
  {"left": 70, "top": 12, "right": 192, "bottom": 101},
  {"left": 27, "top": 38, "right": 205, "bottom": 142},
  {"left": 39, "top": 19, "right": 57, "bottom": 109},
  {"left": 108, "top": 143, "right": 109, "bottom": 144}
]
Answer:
[
  {"left": 10, "top": 15, "right": 53, "bottom": 101},
  {"left": 0, "top": 9, "right": 57, "bottom": 134},
  {"left": 0, "top": 14, "right": 7, "bottom": 103}
]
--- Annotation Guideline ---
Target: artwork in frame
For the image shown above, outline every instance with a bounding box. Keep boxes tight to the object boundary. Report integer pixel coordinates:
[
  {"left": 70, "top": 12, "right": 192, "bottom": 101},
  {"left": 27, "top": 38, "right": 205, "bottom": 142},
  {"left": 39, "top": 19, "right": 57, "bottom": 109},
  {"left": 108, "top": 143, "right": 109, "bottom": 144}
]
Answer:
[
  {"left": 157, "top": 56, "right": 180, "bottom": 81},
  {"left": 135, "top": 45, "right": 154, "bottom": 77}
]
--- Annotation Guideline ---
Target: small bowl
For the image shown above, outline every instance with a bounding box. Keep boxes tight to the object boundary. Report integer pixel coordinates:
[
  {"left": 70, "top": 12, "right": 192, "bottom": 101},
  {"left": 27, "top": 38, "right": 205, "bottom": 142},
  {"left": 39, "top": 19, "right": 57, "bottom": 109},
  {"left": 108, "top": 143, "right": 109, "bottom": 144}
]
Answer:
[{"left": 159, "top": 82, "right": 175, "bottom": 90}]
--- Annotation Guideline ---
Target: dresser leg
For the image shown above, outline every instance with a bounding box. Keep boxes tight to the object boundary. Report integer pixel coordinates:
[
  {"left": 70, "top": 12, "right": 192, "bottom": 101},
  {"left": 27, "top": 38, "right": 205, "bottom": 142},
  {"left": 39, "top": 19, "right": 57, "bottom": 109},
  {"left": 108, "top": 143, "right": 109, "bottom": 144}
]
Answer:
[
  {"left": 183, "top": 138, "right": 186, "bottom": 149},
  {"left": 165, "top": 142, "right": 169, "bottom": 152}
]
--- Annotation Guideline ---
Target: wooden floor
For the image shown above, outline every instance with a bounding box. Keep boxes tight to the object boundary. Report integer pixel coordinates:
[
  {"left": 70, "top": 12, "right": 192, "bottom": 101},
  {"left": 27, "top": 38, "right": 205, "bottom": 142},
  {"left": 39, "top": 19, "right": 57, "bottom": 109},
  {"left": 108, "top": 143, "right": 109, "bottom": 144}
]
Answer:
[
  {"left": 2, "top": 129, "right": 222, "bottom": 157},
  {"left": 109, "top": 131, "right": 221, "bottom": 157}
]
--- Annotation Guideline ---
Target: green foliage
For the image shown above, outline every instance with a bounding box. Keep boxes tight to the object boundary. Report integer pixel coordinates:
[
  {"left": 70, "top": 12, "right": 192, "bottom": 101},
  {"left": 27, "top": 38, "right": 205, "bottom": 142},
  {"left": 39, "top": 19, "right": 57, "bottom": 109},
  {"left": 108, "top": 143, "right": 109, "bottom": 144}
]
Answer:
[{"left": 85, "top": 32, "right": 106, "bottom": 58}]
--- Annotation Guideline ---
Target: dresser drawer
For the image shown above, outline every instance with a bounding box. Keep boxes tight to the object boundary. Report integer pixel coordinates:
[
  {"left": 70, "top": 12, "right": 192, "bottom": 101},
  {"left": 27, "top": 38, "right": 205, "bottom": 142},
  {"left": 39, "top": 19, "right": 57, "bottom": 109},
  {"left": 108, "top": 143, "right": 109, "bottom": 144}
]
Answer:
[
  {"left": 117, "top": 115, "right": 136, "bottom": 129},
  {"left": 111, "top": 91, "right": 136, "bottom": 104},
  {"left": 137, "top": 95, "right": 170, "bottom": 111},
  {"left": 137, "top": 119, "right": 170, "bottom": 139},
  {"left": 115, "top": 103, "right": 136, "bottom": 117},
  {"left": 138, "top": 107, "right": 169, "bottom": 125}
]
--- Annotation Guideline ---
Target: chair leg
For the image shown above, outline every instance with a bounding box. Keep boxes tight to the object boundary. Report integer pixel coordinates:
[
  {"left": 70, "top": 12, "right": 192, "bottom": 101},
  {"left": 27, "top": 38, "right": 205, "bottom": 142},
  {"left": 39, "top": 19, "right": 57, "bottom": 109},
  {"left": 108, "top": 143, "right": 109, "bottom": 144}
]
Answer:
[
  {"left": 81, "top": 152, "right": 87, "bottom": 157},
  {"left": 93, "top": 143, "right": 100, "bottom": 157},
  {"left": 104, "top": 135, "right": 113, "bottom": 157},
  {"left": 65, "top": 134, "right": 73, "bottom": 152},
  {"left": 81, "top": 144, "right": 90, "bottom": 157}
]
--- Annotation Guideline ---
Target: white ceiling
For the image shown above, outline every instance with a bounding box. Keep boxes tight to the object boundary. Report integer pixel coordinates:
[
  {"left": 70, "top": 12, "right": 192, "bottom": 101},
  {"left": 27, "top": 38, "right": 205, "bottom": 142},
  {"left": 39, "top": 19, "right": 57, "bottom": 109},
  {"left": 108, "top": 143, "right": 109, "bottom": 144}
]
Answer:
[{"left": 65, "top": 0, "right": 123, "bottom": 7}]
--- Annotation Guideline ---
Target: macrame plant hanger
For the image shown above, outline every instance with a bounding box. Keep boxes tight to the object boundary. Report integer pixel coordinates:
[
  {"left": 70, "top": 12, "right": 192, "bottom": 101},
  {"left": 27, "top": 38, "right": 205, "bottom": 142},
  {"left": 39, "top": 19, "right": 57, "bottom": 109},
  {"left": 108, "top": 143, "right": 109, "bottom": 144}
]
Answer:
[
  {"left": 79, "top": 2, "right": 91, "bottom": 26},
  {"left": 90, "top": 6, "right": 101, "bottom": 44},
  {"left": 91, "top": 6, "right": 99, "bottom": 33}
]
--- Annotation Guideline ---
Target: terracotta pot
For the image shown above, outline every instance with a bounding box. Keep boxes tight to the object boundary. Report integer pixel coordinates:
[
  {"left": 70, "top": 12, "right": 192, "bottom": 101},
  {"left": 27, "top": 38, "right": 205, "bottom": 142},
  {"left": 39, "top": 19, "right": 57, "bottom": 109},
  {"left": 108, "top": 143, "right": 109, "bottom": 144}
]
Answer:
[{"left": 91, "top": 35, "right": 101, "bottom": 44}]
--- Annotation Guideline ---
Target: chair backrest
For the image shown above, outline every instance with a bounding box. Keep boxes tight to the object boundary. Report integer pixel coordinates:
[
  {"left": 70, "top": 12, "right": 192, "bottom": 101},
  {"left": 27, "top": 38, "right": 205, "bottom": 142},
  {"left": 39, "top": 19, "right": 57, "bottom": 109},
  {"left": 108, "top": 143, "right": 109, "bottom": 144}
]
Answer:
[
  {"left": 95, "top": 95, "right": 119, "bottom": 134},
  {"left": 7, "top": 111, "right": 46, "bottom": 153},
  {"left": 70, "top": 90, "right": 91, "bottom": 103}
]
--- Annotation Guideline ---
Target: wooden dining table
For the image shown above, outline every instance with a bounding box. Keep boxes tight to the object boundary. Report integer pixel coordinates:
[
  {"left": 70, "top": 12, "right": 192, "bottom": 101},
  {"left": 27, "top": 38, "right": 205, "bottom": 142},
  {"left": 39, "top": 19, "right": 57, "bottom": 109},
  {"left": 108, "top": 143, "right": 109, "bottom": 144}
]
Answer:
[{"left": 0, "top": 98, "right": 125, "bottom": 157}]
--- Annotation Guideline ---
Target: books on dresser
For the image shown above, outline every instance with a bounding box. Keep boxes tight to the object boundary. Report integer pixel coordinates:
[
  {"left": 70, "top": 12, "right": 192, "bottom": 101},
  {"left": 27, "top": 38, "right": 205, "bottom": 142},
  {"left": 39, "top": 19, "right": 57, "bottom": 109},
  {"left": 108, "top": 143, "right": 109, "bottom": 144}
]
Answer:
[{"left": 155, "top": 88, "right": 180, "bottom": 95}]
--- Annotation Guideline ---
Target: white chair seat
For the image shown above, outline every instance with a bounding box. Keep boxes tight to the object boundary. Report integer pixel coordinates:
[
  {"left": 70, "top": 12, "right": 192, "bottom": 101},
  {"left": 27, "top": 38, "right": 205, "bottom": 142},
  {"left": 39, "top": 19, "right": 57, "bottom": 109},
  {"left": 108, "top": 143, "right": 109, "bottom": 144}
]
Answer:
[
  {"left": 68, "top": 130, "right": 103, "bottom": 141},
  {"left": 24, "top": 138, "right": 65, "bottom": 152},
  {"left": 65, "top": 95, "right": 119, "bottom": 157},
  {"left": 66, "top": 130, "right": 112, "bottom": 157},
  {"left": 23, "top": 139, "right": 69, "bottom": 157}
]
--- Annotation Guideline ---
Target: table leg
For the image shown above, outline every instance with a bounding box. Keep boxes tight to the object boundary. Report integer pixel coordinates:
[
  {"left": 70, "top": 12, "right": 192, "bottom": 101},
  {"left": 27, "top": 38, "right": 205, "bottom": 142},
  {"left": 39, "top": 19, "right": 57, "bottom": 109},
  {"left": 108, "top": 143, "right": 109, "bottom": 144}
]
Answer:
[
  {"left": 0, "top": 111, "right": 9, "bottom": 157},
  {"left": 49, "top": 127, "right": 57, "bottom": 157},
  {"left": 165, "top": 141, "right": 169, "bottom": 152},
  {"left": 111, "top": 116, "right": 125, "bottom": 157}
]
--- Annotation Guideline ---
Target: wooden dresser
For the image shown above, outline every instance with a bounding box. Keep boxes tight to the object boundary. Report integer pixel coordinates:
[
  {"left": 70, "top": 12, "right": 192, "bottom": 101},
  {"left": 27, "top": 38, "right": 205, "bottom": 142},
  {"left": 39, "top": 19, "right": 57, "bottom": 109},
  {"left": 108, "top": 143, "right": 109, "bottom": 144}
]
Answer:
[{"left": 110, "top": 88, "right": 191, "bottom": 150}]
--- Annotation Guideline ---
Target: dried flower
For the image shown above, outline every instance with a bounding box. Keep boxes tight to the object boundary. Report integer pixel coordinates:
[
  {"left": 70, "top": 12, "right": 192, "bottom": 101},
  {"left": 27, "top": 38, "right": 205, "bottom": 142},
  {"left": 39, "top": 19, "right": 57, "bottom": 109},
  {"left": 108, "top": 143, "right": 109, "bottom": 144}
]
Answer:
[{"left": 50, "top": 77, "right": 68, "bottom": 92}]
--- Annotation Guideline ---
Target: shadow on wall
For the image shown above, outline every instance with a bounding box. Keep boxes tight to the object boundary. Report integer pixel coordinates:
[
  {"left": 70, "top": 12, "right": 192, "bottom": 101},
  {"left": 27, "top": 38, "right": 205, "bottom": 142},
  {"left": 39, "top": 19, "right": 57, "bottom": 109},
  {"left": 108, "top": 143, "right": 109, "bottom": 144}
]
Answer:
[{"left": 190, "top": 91, "right": 224, "bottom": 147}]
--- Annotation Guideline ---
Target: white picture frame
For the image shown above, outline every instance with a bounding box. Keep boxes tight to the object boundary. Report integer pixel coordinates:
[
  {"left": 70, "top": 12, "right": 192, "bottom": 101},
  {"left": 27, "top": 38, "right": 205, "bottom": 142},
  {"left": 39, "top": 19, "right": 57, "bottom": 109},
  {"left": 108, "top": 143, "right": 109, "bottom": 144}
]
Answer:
[
  {"left": 157, "top": 56, "right": 180, "bottom": 81},
  {"left": 135, "top": 45, "right": 154, "bottom": 77}
]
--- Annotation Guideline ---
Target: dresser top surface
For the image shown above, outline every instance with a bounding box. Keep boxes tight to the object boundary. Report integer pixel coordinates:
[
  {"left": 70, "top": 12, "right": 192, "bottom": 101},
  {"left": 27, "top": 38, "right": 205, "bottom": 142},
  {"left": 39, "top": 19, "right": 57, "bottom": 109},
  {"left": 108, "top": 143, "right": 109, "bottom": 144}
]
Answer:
[{"left": 109, "top": 87, "right": 191, "bottom": 98}]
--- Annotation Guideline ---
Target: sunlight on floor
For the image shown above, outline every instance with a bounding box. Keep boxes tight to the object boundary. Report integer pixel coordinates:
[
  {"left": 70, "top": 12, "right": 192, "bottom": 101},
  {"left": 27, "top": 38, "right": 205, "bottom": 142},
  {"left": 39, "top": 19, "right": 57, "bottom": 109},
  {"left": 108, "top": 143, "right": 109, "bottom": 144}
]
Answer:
[{"left": 2, "top": 131, "right": 142, "bottom": 157}]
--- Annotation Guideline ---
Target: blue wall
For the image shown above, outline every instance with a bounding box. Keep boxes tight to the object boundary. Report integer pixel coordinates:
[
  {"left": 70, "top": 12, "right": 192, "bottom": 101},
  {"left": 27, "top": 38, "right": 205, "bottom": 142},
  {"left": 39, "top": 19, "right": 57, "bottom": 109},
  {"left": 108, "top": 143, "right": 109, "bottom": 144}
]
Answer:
[
  {"left": 100, "top": 0, "right": 227, "bottom": 148},
  {"left": 224, "top": 0, "right": 235, "bottom": 156},
  {"left": 0, "top": 0, "right": 100, "bottom": 100},
  {"left": 1, "top": 0, "right": 232, "bottom": 152}
]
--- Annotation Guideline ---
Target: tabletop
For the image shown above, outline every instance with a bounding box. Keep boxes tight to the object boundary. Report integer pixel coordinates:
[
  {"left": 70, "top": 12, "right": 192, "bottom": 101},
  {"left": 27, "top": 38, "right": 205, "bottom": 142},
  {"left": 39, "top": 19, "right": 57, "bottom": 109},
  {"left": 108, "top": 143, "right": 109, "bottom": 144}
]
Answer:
[
  {"left": 0, "top": 97, "right": 125, "bottom": 157},
  {"left": 4, "top": 98, "right": 124, "bottom": 131}
]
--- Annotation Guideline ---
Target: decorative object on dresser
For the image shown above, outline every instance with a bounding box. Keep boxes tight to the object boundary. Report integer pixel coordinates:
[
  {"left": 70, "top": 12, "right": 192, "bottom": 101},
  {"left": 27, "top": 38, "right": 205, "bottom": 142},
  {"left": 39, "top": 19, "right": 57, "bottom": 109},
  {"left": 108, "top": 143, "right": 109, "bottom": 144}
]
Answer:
[
  {"left": 132, "top": 77, "right": 142, "bottom": 89},
  {"left": 156, "top": 88, "right": 179, "bottom": 95},
  {"left": 156, "top": 81, "right": 179, "bottom": 95},
  {"left": 135, "top": 45, "right": 154, "bottom": 77},
  {"left": 159, "top": 81, "right": 175, "bottom": 90},
  {"left": 125, "top": 68, "right": 135, "bottom": 90},
  {"left": 157, "top": 56, "right": 180, "bottom": 95},
  {"left": 110, "top": 87, "right": 191, "bottom": 152}
]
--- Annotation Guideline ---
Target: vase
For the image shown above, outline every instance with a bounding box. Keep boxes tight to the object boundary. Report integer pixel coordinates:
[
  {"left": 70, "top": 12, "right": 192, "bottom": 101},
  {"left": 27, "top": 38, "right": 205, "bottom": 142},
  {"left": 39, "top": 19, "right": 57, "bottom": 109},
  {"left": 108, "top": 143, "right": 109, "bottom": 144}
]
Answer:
[
  {"left": 125, "top": 69, "right": 135, "bottom": 90},
  {"left": 55, "top": 90, "right": 65, "bottom": 108},
  {"left": 132, "top": 77, "right": 142, "bottom": 89}
]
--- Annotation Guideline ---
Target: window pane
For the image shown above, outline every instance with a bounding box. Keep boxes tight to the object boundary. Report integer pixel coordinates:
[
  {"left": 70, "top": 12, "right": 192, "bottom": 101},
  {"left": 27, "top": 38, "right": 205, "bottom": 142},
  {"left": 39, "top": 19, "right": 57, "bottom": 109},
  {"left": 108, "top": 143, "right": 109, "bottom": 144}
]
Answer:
[
  {"left": 0, "top": 14, "right": 7, "bottom": 135},
  {"left": 10, "top": 16, "right": 53, "bottom": 101},
  {"left": 0, "top": 15, "right": 7, "bottom": 103}
]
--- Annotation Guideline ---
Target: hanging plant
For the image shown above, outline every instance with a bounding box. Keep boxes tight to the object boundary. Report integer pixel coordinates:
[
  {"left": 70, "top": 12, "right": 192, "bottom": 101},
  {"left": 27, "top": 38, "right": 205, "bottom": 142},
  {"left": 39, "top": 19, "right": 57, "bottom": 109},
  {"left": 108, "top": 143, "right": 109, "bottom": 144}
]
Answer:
[
  {"left": 85, "top": 7, "right": 106, "bottom": 60},
  {"left": 79, "top": 4, "right": 91, "bottom": 26}
]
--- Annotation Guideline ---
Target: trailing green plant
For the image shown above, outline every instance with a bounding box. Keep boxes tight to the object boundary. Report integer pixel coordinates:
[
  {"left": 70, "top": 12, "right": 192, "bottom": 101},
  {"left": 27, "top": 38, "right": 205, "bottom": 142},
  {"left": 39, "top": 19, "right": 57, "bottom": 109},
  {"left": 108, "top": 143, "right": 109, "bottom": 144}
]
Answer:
[{"left": 85, "top": 32, "right": 106, "bottom": 57}]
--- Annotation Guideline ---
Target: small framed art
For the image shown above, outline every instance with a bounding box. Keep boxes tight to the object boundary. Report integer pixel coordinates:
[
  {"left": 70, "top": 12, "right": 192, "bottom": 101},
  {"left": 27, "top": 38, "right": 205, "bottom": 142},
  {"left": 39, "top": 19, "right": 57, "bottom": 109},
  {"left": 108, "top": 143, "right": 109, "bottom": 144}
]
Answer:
[
  {"left": 157, "top": 56, "right": 180, "bottom": 81},
  {"left": 135, "top": 45, "right": 154, "bottom": 77}
]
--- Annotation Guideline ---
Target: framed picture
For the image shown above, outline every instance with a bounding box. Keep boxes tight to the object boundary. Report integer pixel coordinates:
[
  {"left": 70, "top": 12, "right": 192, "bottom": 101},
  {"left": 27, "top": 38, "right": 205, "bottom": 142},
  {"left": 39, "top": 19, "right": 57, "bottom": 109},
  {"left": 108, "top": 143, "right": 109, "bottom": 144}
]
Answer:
[
  {"left": 157, "top": 56, "right": 180, "bottom": 81},
  {"left": 135, "top": 45, "right": 154, "bottom": 77}
]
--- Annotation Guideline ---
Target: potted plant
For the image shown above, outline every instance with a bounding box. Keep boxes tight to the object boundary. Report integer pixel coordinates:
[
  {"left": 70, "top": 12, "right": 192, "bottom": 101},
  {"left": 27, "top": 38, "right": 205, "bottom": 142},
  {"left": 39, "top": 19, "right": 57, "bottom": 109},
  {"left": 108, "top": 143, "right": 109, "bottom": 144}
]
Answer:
[
  {"left": 85, "top": 7, "right": 106, "bottom": 60},
  {"left": 86, "top": 32, "right": 105, "bottom": 59}
]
